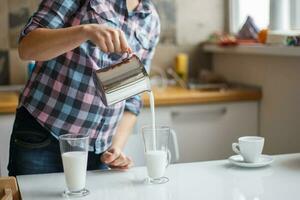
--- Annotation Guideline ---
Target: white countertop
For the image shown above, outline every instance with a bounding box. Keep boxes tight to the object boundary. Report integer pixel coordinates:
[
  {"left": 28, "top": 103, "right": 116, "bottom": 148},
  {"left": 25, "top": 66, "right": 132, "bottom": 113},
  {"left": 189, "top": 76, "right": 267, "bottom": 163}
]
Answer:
[{"left": 17, "top": 153, "right": 300, "bottom": 200}]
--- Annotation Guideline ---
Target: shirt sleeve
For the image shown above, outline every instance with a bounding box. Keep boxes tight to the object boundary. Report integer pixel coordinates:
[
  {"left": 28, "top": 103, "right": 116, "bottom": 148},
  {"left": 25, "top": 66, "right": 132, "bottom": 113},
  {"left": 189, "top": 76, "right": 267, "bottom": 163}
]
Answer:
[
  {"left": 125, "top": 18, "right": 160, "bottom": 116},
  {"left": 19, "top": 0, "right": 81, "bottom": 41},
  {"left": 124, "top": 95, "right": 143, "bottom": 116}
]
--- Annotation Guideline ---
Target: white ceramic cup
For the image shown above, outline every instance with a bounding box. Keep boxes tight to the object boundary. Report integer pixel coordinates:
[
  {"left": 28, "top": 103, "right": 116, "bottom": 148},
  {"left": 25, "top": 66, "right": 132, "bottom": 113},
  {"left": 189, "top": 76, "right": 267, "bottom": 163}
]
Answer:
[{"left": 232, "top": 136, "right": 265, "bottom": 163}]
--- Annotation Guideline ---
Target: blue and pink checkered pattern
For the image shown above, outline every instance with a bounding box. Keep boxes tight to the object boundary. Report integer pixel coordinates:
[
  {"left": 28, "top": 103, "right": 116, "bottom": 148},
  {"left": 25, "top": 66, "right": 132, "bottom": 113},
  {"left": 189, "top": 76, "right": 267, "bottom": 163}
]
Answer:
[{"left": 19, "top": 0, "right": 160, "bottom": 153}]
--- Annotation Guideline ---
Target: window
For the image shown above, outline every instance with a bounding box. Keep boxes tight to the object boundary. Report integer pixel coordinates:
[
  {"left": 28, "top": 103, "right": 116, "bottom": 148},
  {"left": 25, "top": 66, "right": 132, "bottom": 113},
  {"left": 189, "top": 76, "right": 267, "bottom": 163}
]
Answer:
[
  {"left": 229, "top": 0, "right": 300, "bottom": 33},
  {"left": 290, "top": 0, "right": 300, "bottom": 29}
]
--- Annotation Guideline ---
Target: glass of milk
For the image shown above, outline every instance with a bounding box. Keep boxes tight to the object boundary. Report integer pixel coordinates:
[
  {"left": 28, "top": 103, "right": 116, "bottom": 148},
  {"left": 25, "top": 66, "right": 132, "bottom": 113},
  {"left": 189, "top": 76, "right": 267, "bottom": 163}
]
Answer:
[
  {"left": 142, "top": 126, "right": 171, "bottom": 184},
  {"left": 59, "top": 134, "right": 90, "bottom": 197}
]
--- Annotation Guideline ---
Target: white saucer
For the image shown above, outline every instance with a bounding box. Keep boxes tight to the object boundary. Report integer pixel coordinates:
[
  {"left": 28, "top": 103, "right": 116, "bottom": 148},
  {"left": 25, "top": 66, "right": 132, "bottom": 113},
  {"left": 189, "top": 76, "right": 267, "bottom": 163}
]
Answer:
[{"left": 228, "top": 154, "right": 274, "bottom": 168}]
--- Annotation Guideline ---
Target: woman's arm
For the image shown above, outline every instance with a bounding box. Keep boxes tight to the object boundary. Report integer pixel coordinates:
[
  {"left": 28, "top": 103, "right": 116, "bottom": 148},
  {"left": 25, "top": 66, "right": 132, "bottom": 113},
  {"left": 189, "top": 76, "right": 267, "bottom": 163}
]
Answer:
[
  {"left": 100, "top": 111, "right": 137, "bottom": 170},
  {"left": 19, "top": 24, "right": 131, "bottom": 61},
  {"left": 111, "top": 111, "right": 137, "bottom": 150},
  {"left": 19, "top": 25, "right": 87, "bottom": 61}
]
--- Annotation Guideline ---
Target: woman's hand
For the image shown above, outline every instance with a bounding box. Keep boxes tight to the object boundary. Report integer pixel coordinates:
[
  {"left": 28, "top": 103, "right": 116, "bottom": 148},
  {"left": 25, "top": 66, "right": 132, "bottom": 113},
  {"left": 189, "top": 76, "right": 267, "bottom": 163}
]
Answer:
[
  {"left": 84, "top": 24, "right": 132, "bottom": 54},
  {"left": 100, "top": 146, "right": 133, "bottom": 170}
]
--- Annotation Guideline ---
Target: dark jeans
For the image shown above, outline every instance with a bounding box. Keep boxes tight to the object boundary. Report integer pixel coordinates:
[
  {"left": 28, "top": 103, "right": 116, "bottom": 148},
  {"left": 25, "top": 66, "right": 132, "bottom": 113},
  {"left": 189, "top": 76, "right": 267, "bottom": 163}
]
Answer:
[{"left": 8, "top": 107, "right": 108, "bottom": 176}]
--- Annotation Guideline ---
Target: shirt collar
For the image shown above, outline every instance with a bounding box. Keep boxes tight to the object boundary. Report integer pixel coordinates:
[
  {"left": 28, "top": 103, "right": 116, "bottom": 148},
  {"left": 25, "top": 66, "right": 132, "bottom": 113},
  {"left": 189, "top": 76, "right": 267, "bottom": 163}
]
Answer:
[
  {"left": 90, "top": 0, "right": 152, "bottom": 17},
  {"left": 134, "top": 0, "right": 152, "bottom": 14},
  {"left": 124, "top": 0, "right": 152, "bottom": 18}
]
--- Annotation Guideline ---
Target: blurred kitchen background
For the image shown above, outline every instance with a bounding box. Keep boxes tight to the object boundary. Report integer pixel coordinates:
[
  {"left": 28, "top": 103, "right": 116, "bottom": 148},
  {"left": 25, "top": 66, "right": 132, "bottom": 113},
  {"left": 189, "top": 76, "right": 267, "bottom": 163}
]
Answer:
[
  {"left": 1, "top": 0, "right": 300, "bottom": 174},
  {"left": 0, "top": 0, "right": 222, "bottom": 85}
]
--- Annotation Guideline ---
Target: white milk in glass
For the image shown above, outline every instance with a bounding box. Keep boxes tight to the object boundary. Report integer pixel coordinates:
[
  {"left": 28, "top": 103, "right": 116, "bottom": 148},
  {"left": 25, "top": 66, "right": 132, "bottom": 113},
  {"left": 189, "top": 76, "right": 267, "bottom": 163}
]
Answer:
[
  {"left": 62, "top": 151, "right": 88, "bottom": 191},
  {"left": 145, "top": 91, "right": 169, "bottom": 178},
  {"left": 145, "top": 150, "right": 167, "bottom": 178}
]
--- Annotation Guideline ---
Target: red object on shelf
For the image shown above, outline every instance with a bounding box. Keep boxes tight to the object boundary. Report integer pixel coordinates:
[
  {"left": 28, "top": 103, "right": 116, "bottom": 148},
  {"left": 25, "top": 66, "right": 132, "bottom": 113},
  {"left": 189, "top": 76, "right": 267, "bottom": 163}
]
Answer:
[{"left": 218, "top": 35, "right": 238, "bottom": 46}]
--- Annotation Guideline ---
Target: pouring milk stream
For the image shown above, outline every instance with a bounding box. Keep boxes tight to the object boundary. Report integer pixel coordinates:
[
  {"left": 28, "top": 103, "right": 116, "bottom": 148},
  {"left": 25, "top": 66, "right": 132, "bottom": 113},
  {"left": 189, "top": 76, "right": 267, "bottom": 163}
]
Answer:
[{"left": 148, "top": 91, "right": 157, "bottom": 150}]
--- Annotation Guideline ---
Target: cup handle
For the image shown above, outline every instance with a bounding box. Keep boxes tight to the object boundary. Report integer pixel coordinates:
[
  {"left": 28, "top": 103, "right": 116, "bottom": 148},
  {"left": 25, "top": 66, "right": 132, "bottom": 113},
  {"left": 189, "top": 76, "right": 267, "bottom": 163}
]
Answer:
[
  {"left": 232, "top": 143, "right": 241, "bottom": 155},
  {"left": 166, "top": 149, "right": 171, "bottom": 168}
]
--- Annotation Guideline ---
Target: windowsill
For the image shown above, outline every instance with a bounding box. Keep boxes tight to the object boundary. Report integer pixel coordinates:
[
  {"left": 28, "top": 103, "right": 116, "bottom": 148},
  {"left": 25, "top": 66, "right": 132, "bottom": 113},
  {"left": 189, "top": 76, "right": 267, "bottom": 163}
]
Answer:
[{"left": 203, "top": 44, "right": 300, "bottom": 57}]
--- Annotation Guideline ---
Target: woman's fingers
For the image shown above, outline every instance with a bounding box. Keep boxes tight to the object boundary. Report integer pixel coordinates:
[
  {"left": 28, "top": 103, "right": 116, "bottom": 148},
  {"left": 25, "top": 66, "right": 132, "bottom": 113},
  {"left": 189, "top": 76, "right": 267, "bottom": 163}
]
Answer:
[
  {"left": 119, "top": 30, "right": 131, "bottom": 53},
  {"left": 102, "top": 32, "right": 114, "bottom": 53},
  {"left": 111, "top": 29, "right": 122, "bottom": 53},
  {"left": 98, "top": 37, "right": 108, "bottom": 53},
  {"left": 110, "top": 158, "right": 134, "bottom": 171},
  {"left": 109, "top": 152, "right": 127, "bottom": 166},
  {"left": 88, "top": 24, "right": 131, "bottom": 53},
  {"left": 109, "top": 153, "right": 133, "bottom": 168},
  {"left": 101, "top": 148, "right": 120, "bottom": 164},
  {"left": 100, "top": 147, "right": 134, "bottom": 171}
]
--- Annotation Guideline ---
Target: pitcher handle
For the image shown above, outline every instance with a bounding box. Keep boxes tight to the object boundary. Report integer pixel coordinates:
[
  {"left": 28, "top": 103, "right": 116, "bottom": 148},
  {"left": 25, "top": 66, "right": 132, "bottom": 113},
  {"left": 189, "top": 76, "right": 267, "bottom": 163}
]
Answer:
[
  {"left": 170, "top": 129, "right": 180, "bottom": 162},
  {"left": 166, "top": 149, "right": 172, "bottom": 168}
]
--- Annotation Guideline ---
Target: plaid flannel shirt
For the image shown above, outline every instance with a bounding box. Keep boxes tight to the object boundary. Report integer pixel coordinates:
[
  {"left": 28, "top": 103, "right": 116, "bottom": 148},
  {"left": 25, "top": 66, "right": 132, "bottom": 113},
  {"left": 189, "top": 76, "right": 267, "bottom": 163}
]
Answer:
[{"left": 19, "top": 0, "right": 160, "bottom": 153}]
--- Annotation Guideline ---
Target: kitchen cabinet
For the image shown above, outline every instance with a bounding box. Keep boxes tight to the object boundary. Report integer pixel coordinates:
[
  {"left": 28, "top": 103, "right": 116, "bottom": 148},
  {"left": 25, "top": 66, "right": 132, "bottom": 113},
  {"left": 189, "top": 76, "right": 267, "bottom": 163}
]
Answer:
[
  {"left": 130, "top": 101, "right": 259, "bottom": 163},
  {"left": 0, "top": 114, "right": 15, "bottom": 176},
  {"left": 0, "top": 101, "right": 259, "bottom": 173}
]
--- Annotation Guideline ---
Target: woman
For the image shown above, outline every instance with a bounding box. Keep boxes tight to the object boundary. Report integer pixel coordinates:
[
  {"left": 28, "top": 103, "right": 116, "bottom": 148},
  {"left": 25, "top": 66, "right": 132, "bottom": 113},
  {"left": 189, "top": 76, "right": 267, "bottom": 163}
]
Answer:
[{"left": 8, "top": 0, "right": 160, "bottom": 176}]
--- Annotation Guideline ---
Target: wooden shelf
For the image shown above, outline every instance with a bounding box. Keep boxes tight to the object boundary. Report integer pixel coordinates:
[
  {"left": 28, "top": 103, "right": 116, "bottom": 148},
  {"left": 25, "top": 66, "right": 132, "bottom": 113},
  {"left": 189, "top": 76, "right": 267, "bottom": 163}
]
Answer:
[
  {"left": 142, "top": 86, "right": 262, "bottom": 107},
  {"left": 203, "top": 44, "right": 300, "bottom": 57}
]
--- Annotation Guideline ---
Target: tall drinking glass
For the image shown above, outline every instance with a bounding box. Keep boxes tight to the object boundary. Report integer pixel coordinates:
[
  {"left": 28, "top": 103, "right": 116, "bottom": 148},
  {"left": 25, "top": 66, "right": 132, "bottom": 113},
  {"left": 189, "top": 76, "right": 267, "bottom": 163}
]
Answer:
[
  {"left": 59, "top": 134, "right": 90, "bottom": 197},
  {"left": 142, "top": 126, "right": 171, "bottom": 184}
]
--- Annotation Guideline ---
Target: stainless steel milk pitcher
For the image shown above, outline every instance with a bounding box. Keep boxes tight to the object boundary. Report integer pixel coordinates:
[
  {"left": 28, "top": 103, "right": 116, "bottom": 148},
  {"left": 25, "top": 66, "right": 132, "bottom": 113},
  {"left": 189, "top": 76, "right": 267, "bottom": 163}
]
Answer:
[{"left": 94, "top": 54, "right": 151, "bottom": 106}]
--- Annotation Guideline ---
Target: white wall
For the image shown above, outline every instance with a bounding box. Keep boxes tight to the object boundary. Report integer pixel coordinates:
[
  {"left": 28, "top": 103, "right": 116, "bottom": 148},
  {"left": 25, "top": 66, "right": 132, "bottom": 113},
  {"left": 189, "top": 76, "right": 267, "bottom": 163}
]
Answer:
[
  {"left": 176, "top": 0, "right": 224, "bottom": 45},
  {"left": 213, "top": 54, "right": 300, "bottom": 154},
  {"left": 152, "top": 0, "right": 224, "bottom": 74}
]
